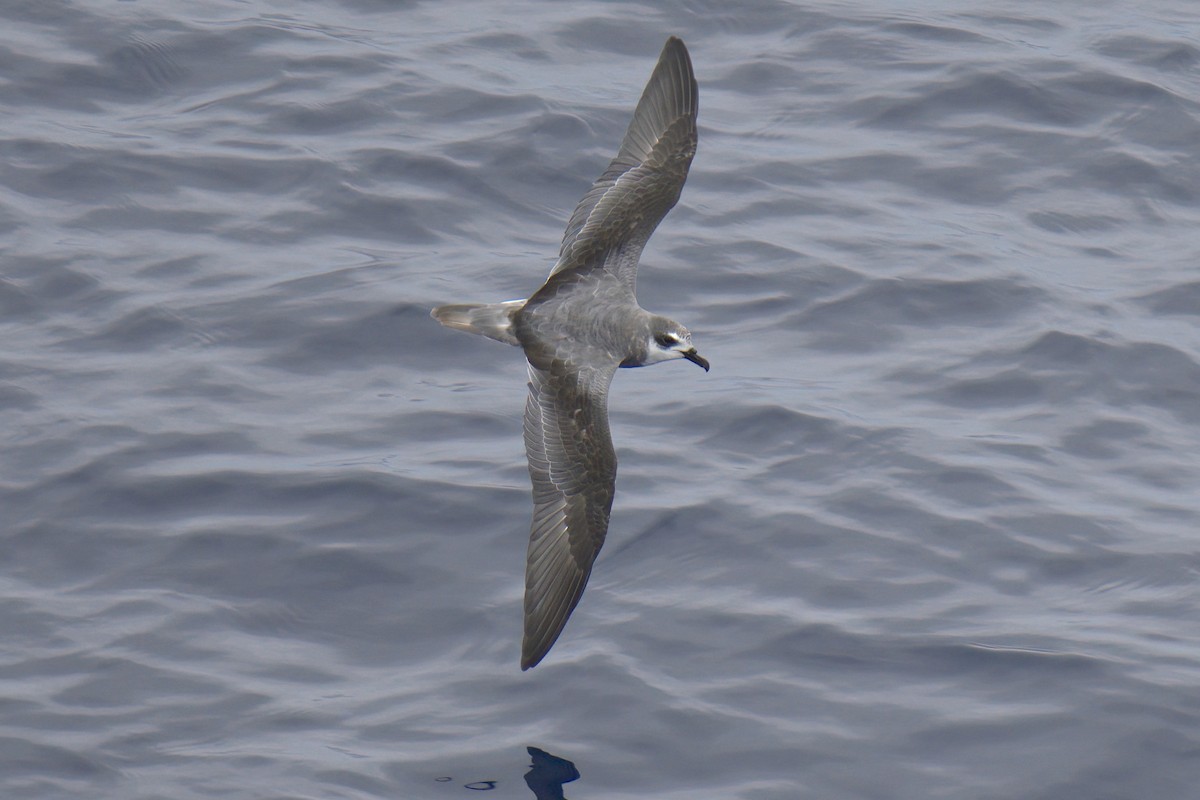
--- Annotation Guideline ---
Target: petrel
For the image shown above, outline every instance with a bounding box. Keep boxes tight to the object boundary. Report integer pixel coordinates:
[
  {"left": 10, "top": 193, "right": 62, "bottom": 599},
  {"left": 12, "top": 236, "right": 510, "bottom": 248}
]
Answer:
[{"left": 432, "top": 37, "right": 706, "bottom": 669}]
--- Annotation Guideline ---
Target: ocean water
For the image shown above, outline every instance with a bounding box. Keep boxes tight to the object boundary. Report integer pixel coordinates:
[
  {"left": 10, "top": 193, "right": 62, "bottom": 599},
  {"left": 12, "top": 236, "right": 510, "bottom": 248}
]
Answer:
[{"left": 3, "top": 1, "right": 1199, "bottom": 798}]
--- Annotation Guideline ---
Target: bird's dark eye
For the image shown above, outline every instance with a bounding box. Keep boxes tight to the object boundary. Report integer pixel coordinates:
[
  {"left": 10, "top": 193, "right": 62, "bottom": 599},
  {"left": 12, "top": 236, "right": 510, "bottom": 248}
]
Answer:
[{"left": 654, "top": 332, "right": 677, "bottom": 348}]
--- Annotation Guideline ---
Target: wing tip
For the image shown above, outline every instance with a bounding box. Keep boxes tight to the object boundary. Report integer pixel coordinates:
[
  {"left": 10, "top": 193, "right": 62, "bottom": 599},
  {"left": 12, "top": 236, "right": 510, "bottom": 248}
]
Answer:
[
  {"left": 661, "top": 36, "right": 693, "bottom": 75},
  {"left": 656, "top": 36, "right": 697, "bottom": 117},
  {"left": 520, "top": 634, "right": 553, "bottom": 670},
  {"left": 520, "top": 598, "right": 572, "bottom": 671}
]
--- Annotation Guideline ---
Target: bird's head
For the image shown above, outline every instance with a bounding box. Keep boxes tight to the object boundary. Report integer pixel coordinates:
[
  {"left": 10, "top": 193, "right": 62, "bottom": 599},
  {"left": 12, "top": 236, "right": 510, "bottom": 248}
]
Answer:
[{"left": 644, "top": 318, "right": 709, "bottom": 371}]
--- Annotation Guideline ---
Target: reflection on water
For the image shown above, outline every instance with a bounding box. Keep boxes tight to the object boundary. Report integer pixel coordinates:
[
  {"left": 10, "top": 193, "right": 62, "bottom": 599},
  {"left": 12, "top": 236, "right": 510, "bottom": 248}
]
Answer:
[
  {"left": 432, "top": 747, "right": 578, "bottom": 797},
  {"left": 525, "top": 747, "right": 580, "bottom": 800}
]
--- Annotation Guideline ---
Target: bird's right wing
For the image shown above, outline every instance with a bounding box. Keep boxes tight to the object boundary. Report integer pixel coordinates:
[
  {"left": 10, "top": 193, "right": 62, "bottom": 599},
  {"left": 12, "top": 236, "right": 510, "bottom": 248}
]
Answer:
[{"left": 520, "top": 359, "right": 619, "bottom": 670}]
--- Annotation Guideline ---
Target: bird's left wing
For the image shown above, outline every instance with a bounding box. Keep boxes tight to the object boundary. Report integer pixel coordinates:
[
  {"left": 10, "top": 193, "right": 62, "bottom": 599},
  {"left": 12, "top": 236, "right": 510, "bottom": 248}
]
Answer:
[{"left": 546, "top": 37, "right": 697, "bottom": 294}]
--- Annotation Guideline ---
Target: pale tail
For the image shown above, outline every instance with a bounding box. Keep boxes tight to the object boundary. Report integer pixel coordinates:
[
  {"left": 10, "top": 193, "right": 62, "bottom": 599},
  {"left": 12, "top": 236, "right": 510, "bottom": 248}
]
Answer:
[{"left": 430, "top": 299, "right": 525, "bottom": 346}]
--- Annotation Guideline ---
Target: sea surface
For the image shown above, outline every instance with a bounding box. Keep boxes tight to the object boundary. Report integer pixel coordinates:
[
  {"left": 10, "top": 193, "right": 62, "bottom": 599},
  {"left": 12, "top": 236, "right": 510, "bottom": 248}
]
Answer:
[{"left": 3, "top": 1, "right": 1200, "bottom": 798}]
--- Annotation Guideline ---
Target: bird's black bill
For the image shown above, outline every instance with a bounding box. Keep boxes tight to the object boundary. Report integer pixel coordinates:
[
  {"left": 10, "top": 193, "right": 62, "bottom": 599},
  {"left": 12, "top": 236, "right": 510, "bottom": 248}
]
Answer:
[{"left": 683, "top": 349, "right": 709, "bottom": 372}]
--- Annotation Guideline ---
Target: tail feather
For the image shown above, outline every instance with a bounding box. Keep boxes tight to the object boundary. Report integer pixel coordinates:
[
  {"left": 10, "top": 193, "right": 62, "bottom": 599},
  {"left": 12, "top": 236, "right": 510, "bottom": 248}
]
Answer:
[{"left": 430, "top": 299, "right": 525, "bottom": 346}]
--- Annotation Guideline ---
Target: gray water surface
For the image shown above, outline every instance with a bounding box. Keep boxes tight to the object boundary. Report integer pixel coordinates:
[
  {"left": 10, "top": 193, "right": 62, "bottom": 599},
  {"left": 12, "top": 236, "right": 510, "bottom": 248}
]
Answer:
[{"left": 3, "top": 1, "right": 1200, "bottom": 798}]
